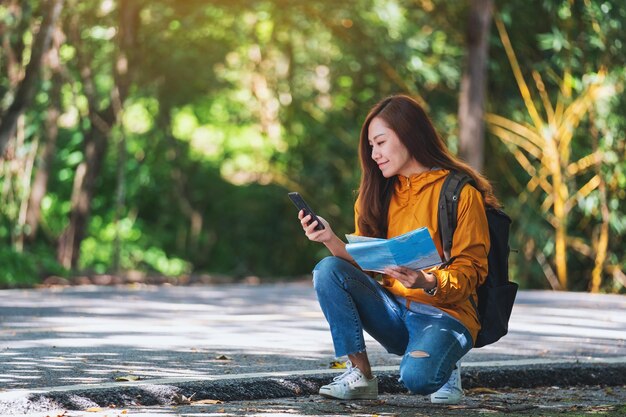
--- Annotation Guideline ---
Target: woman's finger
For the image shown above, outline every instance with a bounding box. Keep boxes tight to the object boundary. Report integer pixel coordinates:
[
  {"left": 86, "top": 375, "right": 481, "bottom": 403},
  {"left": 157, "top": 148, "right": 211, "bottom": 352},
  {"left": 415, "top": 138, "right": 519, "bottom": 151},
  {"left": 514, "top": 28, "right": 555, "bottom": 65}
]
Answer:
[
  {"left": 304, "top": 219, "right": 319, "bottom": 234},
  {"left": 300, "top": 214, "right": 312, "bottom": 227},
  {"left": 388, "top": 266, "right": 409, "bottom": 277}
]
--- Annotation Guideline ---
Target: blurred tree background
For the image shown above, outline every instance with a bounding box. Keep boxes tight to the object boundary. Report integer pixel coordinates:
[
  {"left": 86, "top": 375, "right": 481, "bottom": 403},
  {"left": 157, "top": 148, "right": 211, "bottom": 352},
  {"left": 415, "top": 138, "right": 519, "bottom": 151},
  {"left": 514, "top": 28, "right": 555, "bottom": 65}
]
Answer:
[{"left": 0, "top": 0, "right": 624, "bottom": 292}]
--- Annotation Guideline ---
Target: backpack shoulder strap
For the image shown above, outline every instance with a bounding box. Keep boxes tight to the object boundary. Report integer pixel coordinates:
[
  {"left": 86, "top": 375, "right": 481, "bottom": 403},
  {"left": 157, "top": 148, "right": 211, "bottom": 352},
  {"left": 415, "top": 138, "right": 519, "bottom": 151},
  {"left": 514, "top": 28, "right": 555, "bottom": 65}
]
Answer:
[{"left": 438, "top": 170, "right": 474, "bottom": 261}]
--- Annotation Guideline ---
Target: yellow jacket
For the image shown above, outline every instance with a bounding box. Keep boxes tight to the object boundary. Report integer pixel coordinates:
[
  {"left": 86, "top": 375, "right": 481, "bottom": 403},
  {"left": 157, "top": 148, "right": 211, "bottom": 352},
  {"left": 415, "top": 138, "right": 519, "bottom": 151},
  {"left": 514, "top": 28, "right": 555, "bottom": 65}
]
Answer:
[{"left": 354, "top": 169, "right": 490, "bottom": 344}]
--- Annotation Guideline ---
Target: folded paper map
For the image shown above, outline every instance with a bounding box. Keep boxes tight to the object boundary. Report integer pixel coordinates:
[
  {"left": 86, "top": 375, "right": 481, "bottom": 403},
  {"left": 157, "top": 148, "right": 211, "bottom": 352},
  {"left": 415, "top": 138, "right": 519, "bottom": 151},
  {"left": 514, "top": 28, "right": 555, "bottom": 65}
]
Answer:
[{"left": 345, "top": 227, "right": 442, "bottom": 274}]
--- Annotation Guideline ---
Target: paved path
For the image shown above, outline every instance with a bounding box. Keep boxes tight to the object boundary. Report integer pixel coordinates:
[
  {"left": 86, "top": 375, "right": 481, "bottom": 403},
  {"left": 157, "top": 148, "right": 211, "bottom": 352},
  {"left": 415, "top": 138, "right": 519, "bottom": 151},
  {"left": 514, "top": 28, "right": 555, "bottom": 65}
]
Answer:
[
  {"left": 1, "top": 282, "right": 625, "bottom": 392},
  {"left": 7, "top": 387, "right": 626, "bottom": 417}
]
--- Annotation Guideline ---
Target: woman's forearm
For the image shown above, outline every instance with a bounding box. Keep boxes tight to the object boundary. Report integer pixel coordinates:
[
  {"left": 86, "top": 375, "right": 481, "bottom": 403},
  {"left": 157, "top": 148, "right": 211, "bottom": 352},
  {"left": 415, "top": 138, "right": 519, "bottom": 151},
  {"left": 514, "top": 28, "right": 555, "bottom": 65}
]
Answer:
[{"left": 324, "top": 233, "right": 354, "bottom": 262}]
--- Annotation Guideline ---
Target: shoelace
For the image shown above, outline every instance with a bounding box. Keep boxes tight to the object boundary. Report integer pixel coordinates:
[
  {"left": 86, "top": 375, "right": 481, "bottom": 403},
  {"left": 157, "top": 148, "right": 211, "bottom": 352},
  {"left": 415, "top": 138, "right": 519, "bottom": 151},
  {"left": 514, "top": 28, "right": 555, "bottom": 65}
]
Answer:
[
  {"left": 331, "top": 364, "right": 362, "bottom": 385},
  {"left": 441, "top": 366, "right": 461, "bottom": 391}
]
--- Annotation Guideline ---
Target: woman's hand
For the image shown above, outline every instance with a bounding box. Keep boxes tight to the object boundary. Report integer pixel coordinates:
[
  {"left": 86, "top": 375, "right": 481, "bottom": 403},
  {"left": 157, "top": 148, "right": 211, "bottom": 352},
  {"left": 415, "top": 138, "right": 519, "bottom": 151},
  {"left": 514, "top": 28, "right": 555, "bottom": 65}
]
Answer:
[
  {"left": 384, "top": 266, "right": 437, "bottom": 290},
  {"left": 298, "top": 210, "right": 333, "bottom": 243}
]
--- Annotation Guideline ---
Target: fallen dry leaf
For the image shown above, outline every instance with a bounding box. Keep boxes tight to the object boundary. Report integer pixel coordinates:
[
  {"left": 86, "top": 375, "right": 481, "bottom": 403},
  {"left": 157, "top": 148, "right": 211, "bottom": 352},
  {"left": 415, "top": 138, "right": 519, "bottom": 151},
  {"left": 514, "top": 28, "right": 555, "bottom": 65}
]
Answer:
[
  {"left": 468, "top": 387, "right": 501, "bottom": 395},
  {"left": 172, "top": 393, "right": 196, "bottom": 405},
  {"left": 115, "top": 375, "right": 141, "bottom": 382},
  {"left": 85, "top": 407, "right": 102, "bottom": 412},
  {"left": 329, "top": 361, "right": 347, "bottom": 369},
  {"left": 193, "top": 399, "right": 223, "bottom": 405}
]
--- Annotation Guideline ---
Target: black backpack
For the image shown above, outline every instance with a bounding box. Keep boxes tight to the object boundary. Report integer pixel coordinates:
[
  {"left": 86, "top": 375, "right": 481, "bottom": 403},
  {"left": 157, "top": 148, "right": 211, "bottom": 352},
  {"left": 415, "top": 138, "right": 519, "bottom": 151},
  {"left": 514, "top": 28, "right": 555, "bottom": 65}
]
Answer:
[{"left": 437, "top": 170, "right": 518, "bottom": 348}]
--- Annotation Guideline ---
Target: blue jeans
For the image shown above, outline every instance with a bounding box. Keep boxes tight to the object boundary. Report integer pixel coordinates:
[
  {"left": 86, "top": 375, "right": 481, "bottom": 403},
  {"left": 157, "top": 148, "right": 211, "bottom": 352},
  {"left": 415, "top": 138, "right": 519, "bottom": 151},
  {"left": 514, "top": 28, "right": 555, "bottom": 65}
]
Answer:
[{"left": 313, "top": 256, "right": 473, "bottom": 395}]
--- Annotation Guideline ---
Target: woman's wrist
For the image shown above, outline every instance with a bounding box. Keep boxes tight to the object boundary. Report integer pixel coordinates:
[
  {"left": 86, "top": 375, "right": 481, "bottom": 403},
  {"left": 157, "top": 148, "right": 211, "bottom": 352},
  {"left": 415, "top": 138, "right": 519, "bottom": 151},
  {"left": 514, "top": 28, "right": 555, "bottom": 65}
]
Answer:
[
  {"left": 423, "top": 272, "right": 438, "bottom": 295},
  {"left": 325, "top": 234, "right": 349, "bottom": 257},
  {"left": 323, "top": 233, "right": 341, "bottom": 249}
]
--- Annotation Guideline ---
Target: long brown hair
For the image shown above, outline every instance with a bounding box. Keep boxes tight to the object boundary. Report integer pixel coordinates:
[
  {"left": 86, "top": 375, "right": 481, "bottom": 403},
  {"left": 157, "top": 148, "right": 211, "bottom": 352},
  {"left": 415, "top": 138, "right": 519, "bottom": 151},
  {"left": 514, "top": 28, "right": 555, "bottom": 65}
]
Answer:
[{"left": 357, "top": 94, "right": 500, "bottom": 238}]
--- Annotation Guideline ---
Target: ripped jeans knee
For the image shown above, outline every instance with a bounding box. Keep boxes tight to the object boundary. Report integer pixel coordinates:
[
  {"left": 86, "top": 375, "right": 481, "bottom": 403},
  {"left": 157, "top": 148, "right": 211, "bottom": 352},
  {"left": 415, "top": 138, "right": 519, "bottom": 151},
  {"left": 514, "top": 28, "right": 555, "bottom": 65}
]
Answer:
[
  {"left": 408, "top": 350, "right": 430, "bottom": 358},
  {"left": 399, "top": 351, "right": 445, "bottom": 394}
]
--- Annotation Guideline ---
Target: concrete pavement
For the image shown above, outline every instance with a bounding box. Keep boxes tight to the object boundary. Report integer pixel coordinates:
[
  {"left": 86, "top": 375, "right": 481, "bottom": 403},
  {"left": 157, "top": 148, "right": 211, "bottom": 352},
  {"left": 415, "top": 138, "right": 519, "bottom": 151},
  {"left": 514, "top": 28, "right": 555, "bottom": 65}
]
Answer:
[{"left": 0, "top": 282, "right": 625, "bottom": 414}]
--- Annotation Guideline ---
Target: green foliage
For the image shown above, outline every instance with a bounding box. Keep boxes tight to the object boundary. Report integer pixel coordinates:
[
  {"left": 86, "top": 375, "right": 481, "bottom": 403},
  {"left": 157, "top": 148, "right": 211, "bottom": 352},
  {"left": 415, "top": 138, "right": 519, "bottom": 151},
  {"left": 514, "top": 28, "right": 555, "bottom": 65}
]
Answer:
[
  {"left": 0, "top": 245, "right": 66, "bottom": 288},
  {"left": 79, "top": 215, "right": 191, "bottom": 276},
  {"left": 0, "top": 248, "right": 38, "bottom": 288},
  {"left": 487, "top": 0, "right": 625, "bottom": 292},
  {"left": 0, "top": 0, "right": 624, "bottom": 291}
]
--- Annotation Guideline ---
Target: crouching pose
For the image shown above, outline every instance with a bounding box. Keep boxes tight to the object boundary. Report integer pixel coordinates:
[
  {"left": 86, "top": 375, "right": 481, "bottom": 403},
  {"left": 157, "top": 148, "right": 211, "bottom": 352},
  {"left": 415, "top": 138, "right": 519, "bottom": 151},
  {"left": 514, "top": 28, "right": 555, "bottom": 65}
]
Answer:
[{"left": 297, "top": 95, "right": 499, "bottom": 404}]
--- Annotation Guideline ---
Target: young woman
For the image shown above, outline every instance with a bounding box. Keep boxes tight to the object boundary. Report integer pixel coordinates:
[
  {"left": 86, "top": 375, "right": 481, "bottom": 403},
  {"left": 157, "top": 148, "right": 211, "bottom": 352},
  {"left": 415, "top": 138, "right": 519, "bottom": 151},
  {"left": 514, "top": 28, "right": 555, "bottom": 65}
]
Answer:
[{"left": 297, "top": 94, "right": 499, "bottom": 403}]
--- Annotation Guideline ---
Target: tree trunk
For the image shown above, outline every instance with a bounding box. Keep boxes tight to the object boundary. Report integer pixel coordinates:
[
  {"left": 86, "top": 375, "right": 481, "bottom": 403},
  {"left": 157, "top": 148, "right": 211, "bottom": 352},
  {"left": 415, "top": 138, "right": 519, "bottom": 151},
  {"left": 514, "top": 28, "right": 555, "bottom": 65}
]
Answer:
[
  {"left": 56, "top": 0, "right": 139, "bottom": 269},
  {"left": 457, "top": 0, "right": 493, "bottom": 171},
  {"left": 0, "top": 0, "right": 64, "bottom": 156},
  {"left": 156, "top": 103, "right": 203, "bottom": 257},
  {"left": 11, "top": 114, "right": 33, "bottom": 251},
  {"left": 112, "top": 94, "right": 127, "bottom": 273},
  {"left": 57, "top": 127, "right": 108, "bottom": 268},
  {"left": 1, "top": 1, "right": 32, "bottom": 88},
  {"left": 24, "top": 35, "right": 64, "bottom": 243}
]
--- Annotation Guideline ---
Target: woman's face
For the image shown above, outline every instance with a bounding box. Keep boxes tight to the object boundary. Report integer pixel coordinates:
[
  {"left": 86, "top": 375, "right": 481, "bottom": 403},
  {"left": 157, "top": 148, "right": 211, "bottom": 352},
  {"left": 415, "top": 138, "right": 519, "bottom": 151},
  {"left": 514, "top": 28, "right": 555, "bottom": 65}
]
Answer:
[{"left": 368, "top": 117, "right": 422, "bottom": 178}]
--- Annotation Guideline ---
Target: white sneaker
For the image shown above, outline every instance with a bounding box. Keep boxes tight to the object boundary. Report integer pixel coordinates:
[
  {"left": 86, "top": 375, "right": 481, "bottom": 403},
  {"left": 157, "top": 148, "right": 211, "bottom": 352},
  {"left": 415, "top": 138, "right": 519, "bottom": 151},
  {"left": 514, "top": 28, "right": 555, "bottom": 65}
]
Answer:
[
  {"left": 319, "top": 362, "right": 378, "bottom": 400},
  {"left": 430, "top": 361, "right": 463, "bottom": 404}
]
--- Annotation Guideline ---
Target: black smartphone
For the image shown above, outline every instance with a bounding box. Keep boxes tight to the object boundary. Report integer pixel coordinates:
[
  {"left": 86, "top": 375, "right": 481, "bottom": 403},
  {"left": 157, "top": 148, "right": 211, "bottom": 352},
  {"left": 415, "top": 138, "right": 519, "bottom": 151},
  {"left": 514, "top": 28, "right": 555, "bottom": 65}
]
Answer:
[{"left": 288, "top": 192, "right": 325, "bottom": 231}]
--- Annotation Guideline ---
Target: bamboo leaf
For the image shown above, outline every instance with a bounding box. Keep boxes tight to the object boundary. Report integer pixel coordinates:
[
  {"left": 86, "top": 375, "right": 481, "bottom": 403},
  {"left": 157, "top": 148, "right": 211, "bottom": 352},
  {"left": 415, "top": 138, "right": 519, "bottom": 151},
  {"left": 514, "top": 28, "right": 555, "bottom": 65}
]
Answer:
[
  {"left": 485, "top": 113, "right": 545, "bottom": 148},
  {"left": 562, "top": 70, "right": 574, "bottom": 99},
  {"left": 568, "top": 237, "right": 593, "bottom": 257},
  {"left": 566, "top": 175, "right": 601, "bottom": 210},
  {"left": 557, "top": 94, "right": 594, "bottom": 153},
  {"left": 532, "top": 70, "right": 555, "bottom": 123},
  {"left": 500, "top": 140, "right": 537, "bottom": 177},
  {"left": 495, "top": 155, "right": 525, "bottom": 195},
  {"left": 527, "top": 167, "right": 553, "bottom": 195},
  {"left": 488, "top": 125, "right": 543, "bottom": 159},
  {"left": 500, "top": 141, "right": 553, "bottom": 196},
  {"left": 545, "top": 208, "right": 558, "bottom": 229},
  {"left": 495, "top": 16, "right": 544, "bottom": 131},
  {"left": 558, "top": 79, "right": 613, "bottom": 155},
  {"left": 541, "top": 193, "right": 554, "bottom": 214},
  {"left": 535, "top": 250, "right": 561, "bottom": 290},
  {"left": 553, "top": 95, "right": 565, "bottom": 125},
  {"left": 567, "top": 151, "right": 603, "bottom": 176}
]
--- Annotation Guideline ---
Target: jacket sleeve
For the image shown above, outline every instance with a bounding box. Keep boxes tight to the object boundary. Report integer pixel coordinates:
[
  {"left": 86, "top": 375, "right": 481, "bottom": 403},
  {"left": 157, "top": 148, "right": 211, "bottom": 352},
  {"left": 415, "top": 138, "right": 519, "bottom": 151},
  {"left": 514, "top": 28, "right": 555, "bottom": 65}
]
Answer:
[{"left": 429, "top": 186, "right": 490, "bottom": 304}]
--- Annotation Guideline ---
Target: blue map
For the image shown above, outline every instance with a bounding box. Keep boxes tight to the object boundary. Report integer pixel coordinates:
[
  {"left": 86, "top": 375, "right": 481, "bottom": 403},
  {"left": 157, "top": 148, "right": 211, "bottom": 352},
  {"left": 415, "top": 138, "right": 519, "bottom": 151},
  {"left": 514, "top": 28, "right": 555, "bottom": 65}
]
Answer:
[{"left": 345, "top": 227, "right": 442, "bottom": 273}]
